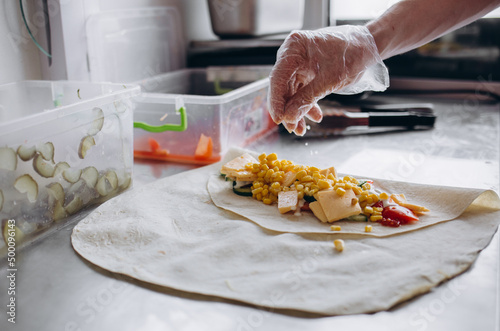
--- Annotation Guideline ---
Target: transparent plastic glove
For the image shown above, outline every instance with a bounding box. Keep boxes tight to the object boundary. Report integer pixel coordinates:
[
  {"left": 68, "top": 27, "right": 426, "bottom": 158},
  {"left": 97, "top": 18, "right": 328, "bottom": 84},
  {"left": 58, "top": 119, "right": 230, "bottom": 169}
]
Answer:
[{"left": 268, "top": 25, "right": 389, "bottom": 136}]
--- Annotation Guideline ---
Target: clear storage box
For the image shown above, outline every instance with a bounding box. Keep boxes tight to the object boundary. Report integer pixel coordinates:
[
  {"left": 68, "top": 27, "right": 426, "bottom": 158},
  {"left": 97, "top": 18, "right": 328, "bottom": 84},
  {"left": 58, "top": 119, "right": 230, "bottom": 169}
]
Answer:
[
  {"left": 0, "top": 81, "right": 140, "bottom": 251},
  {"left": 133, "top": 66, "right": 275, "bottom": 164}
]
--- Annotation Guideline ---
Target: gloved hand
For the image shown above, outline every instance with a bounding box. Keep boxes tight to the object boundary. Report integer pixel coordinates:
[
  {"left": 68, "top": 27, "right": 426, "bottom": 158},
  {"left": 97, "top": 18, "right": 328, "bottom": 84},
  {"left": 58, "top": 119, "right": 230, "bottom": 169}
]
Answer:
[{"left": 268, "top": 25, "right": 389, "bottom": 136}]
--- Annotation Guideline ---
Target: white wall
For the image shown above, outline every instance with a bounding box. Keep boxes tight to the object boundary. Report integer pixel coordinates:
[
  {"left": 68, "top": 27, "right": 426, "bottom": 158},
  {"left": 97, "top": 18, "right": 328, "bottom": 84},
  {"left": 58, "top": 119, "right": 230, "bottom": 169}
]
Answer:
[{"left": 0, "top": 1, "right": 43, "bottom": 85}]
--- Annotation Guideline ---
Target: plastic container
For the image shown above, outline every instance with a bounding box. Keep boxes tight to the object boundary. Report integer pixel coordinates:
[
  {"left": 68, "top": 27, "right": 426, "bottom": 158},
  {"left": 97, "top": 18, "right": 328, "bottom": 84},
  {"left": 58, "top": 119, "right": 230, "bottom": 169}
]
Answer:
[
  {"left": 133, "top": 66, "right": 275, "bottom": 164},
  {"left": 86, "top": 7, "right": 185, "bottom": 83},
  {"left": 207, "top": 0, "right": 304, "bottom": 38},
  {"left": 0, "top": 81, "right": 140, "bottom": 251}
]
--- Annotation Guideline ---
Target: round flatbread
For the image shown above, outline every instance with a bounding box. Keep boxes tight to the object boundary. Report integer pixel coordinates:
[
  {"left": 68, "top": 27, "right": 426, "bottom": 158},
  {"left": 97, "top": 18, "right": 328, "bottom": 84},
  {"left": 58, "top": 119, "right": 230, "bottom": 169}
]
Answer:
[{"left": 71, "top": 157, "right": 500, "bottom": 315}]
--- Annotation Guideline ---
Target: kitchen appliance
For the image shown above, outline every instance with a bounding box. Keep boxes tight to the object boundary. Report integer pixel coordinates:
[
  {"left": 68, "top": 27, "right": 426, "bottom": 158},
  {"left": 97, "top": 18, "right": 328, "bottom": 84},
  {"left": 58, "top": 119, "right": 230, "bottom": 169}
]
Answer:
[{"left": 206, "top": 0, "right": 305, "bottom": 38}]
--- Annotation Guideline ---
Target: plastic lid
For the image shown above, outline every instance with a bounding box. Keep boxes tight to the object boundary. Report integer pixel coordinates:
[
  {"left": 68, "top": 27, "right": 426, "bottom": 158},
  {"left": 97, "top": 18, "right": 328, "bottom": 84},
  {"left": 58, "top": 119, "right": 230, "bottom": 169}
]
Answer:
[{"left": 86, "top": 7, "right": 185, "bottom": 83}]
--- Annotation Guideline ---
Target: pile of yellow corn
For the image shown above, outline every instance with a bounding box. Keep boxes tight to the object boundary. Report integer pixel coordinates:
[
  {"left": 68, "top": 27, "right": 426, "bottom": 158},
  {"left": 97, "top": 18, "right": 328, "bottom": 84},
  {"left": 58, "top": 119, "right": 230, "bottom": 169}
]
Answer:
[{"left": 245, "top": 152, "right": 383, "bottom": 209}]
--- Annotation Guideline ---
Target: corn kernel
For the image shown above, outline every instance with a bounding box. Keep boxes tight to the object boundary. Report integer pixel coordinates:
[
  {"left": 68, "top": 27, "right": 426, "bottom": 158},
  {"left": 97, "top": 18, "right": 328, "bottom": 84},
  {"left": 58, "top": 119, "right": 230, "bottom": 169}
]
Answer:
[
  {"left": 300, "top": 175, "right": 313, "bottom": 182},
  {"left": 261, "top": 188, "right": 269, "bottom": 197},
  {"left": 351, "top": 197, "right": 358, "bottom": 206},
  {"left": 336, "top": 187, "right": 346, "bottom": 196},
  {"left": 343, "top": 176, "right": 353, "bottom": 182},
  {"left": 362, "top": 183, "right": 372, "bottom": 190},
  {"left": 327, "top": 173, "right": 336, "bottom": 180},
  {"left": 297, "top": 191, "right": 304, "bottom": 200},
  {"left": 334, "top": 239, "right": 345, "bottom": 252},
  {"left": 263, "top": 198, "right": 272, "bottom": 205},
  {"left": 266, "top": 153, "right": 278, "bottom": 161},
  {"left": 331, "top": 225, "right": 341, "bottom": 231},
  {"left": 345, "top": 182, "right": 353, "bottom": 189},
  {"left": 370, "top": 215, "right": 383, "bottom": 222},
  {"left": 256, "top": 193, "right": 263, "bottom": 201},
  {"left": 309, "top": 166, "right": 320, "bottom": 173},
  {"left": 318, "top": 179, "right": 331, "bottom": 190},
  {"left": 296, "top": 170, "right": 307, "bottom": 180},
  {"left": 296, "top": 184, "right": 304, "bottom": 191},
  {"left": 258, "top": 153, "right": 267, "bottom": 162},
  {"left": 261, "top": 164, "right": 269, "bottom": 171},
  {"left": 364, "top": 206, "right": 373, "bottom": 214},
  {"left": 352, "top": 186, "right": 362, "bottom": 195},
  {"left": 373, "top": 207, "right": 383, "bottom": 213},
  {"left": 379, "top": 192, "right": 389, "bottom": 200},
  {"left": 365, "top": 225, "right": 373, "bottom": 233}
]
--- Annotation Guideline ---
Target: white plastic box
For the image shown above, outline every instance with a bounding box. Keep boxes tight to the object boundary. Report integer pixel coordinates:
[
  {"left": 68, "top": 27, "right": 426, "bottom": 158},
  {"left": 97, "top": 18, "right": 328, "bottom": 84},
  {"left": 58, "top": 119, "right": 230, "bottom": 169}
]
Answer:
[
  {"left": 0, "top": 81, "right": 140, "bottom": 251},
  {"left": 133, "top": 66, "right": 275, "bottom": 164}
]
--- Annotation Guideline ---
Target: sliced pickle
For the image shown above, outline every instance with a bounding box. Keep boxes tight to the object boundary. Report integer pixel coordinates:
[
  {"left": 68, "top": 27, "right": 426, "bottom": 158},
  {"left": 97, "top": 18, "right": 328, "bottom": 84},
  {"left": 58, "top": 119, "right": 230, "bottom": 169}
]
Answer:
[
  {"left": 52, "top": 201, "right": 68, "bottom": 222},
  {"left": 46, "top": 182, "right": 65, "bottom": 206},
  {"left": 17, "top": 145, "right": 36, "bottom": 161},
  {"left": 105, "top": 171, "right": 118, "bottom": 190},
  {"left": 78, "top": 136, "right": 95, "bottom": 159},
  {"left": 81, "top": 166, "right": 99, "bottom": 188},
  {"left": 88, "top": 107, "right": 105, "bottom": 136},
  {"left": 65, "top": 195, "right": 83, "bottom": 215},
  {"left": 54, "top": 162, "right": 70, "bottom": 177},
  {"left": 96, "top": 175, "right": 112, "bottom": 196},
  {"left": 33, "top": 154, "right": 56, "bottom": 178},
  {"left": 14, "top": 174, "right": 38, "bottom": 203},
  {"left": 37, "top": 142, "right": 55, "bottom": 161},
  {"left": 62, "top": 167, "right": 82, "bottom": 184},
  {"left": 0, "top": 147, "right": 17, "bottom": 171}
]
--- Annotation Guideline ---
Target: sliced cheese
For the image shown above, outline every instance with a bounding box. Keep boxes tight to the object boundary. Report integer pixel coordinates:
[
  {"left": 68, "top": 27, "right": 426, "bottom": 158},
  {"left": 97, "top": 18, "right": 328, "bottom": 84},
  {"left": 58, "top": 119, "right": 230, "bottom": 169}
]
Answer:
[
  {"left": 316, "top": 189, "right": 361, "bottom": 223},
  {"left": 282, "top": 171, "right": 297, "bottom": 187},
  {"left": 221, "top": 153, "right": 259, "bottom": 179},
  {"left": 390, "top": 193, "right": 430, "bottom": 213},
  {"left": 233, "top": 171, "right": 258, "bottom": 182},
  {"left": 319, "top": 166, "right": 338, "bottom": 179},
  {"left": 309, "top": 201, "right": 328, "bottom": 223},
  {"left": 278, "top": 190, "right": 298, "bottom": 214}
]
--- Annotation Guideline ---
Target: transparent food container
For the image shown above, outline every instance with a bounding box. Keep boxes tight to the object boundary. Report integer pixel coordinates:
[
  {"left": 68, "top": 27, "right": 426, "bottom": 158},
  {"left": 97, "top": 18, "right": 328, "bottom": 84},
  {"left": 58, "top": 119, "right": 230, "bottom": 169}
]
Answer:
[
  {"left": 133, "top": 66, "right": 275, "bottom": 165},
  {"left": 0, "top": 81, "right": 140, "bottom": 252}
]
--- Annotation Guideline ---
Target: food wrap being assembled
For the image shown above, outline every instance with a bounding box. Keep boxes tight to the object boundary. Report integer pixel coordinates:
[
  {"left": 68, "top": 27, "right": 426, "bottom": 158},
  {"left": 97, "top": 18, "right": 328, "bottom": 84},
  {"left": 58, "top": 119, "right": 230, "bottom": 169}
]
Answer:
[{"left": 71, "top": 148, "right": 500, "bottom": 315}]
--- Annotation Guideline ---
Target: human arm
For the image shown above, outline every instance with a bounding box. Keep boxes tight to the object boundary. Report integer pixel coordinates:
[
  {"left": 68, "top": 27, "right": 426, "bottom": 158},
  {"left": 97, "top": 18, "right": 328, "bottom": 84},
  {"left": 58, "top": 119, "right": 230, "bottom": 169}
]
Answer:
[
  {"left": 269, "top": 0, "right": 500, "bottom": 136},
  {"left": 367, "top": 0, "right": 500, "bottom": 59}
]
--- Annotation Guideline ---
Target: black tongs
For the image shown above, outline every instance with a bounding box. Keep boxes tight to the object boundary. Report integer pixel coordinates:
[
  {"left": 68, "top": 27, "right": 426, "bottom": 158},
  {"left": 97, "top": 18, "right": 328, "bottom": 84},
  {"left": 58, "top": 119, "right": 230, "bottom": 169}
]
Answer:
[{"left": 304, "top": 101, "right": 436, "bottom": 136}]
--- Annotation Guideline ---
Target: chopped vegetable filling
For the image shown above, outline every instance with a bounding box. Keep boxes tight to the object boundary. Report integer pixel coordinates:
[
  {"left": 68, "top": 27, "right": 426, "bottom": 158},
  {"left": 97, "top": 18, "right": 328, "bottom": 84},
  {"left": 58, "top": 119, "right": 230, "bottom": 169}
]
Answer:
[{"left": 221, "top": 153, "right": 429, "bottom": 227}]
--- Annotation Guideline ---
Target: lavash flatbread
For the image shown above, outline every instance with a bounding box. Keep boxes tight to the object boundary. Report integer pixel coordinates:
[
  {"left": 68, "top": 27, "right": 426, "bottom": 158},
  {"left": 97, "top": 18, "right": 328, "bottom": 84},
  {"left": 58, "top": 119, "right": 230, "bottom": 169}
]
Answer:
[{"left": 71, "top": 148, "right": 500, "bottom": 315}]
